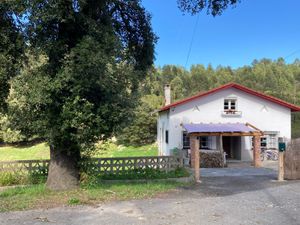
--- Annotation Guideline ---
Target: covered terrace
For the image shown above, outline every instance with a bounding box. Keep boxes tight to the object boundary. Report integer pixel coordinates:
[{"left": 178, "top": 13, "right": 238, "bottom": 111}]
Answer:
[{"left": 183, "top": 123, "right": 264, "bottom": 182}]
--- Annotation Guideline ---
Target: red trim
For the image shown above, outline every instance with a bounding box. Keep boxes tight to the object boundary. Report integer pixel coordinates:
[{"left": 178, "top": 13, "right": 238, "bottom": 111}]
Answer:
[{"left": 159, "top": 82, "right": 300, "bottom": 112}]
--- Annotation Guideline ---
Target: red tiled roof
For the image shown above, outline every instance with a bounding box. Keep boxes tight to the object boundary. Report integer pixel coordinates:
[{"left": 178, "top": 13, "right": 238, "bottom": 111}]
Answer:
[{"left": 159, "top": 82, "right": 300, "bottom": 112}]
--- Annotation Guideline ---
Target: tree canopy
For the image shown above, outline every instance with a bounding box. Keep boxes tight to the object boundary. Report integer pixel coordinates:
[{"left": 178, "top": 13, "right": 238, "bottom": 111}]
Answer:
[{"left": 177, "top": 0, "right": 240, "bottom": 15}]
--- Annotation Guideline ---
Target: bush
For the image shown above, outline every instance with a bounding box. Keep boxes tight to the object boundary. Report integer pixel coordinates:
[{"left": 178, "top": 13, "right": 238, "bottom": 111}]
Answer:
[
  {"left": 28, "top": 171, "right": 48, "bottom": 184},
  {"left": 68, "top": 197, "right": 81, "bottom": 205},
  {"left": 0, "top": 172, "right": 28, "bottom": 186},
  {"left": 0, "top": 171, "right": 47, "bottom": 186}
]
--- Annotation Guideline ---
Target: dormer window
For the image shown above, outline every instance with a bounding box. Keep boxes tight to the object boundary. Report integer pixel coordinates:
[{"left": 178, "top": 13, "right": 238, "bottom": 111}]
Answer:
[{"left": 224, "top": 98, "right": 237, "bottom": 111}]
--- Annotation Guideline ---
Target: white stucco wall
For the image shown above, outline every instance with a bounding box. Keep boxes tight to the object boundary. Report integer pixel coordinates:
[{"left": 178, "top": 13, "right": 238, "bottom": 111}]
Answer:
[
  {"left": 157, "top": 111, "right": 170, "bottom": 155},
  {"left": 158, "top": 88, "right": 291, "bottom": 160}
]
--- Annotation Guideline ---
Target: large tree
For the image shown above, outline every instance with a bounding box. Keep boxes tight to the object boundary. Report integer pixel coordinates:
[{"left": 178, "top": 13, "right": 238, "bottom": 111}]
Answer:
[{"left": 6, "top": 0, "right": 156, "bottom": 190}]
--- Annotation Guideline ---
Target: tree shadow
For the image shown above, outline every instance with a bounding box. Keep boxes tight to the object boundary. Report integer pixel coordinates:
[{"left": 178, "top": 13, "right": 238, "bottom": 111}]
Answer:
[{"left": 0, "top": 139, "right": 45, "bottom": 149}]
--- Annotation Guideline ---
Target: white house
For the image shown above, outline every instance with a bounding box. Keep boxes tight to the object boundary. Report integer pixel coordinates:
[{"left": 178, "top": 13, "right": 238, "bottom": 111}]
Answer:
[{"left": 157, "top": 83, "right": 300, "bottom": 162}]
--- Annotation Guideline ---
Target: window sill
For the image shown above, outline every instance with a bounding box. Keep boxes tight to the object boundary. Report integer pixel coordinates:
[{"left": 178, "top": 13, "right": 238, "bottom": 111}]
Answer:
[{"left": 221, "top": 111, "right": 242, "bottom": 117}]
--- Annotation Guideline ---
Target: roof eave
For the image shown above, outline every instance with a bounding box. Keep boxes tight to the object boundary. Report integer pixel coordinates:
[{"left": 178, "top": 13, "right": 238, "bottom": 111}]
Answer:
[{"left": 158, "top": 83, "right": 300, "bottom": 112}]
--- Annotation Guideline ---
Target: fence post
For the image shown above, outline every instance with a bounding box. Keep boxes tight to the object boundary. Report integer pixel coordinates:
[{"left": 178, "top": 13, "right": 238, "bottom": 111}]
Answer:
[
  {"left": 179, "top": 152, "right": 184, "bottom": 167},
  {"left": 278, "top": 151, "right": 284, "bottom": 181}
]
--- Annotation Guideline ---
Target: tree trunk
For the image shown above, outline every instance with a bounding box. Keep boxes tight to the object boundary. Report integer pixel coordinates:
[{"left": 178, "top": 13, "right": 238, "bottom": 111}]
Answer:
[{"left": 46, "top": 145, "right": 80, "bottom": 190}]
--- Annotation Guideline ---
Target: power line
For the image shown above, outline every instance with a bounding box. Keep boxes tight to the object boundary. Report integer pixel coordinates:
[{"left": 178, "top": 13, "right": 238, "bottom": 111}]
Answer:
[
  {"left": 284, "top": 49, "right": 300, "bottom": 60},
  {"left": 184, "top": 14, "right": 200, "bottom": 70}
]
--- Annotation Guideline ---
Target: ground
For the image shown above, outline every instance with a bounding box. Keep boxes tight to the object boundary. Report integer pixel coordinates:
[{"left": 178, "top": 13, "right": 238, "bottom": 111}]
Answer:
[{"left": 1, "top": 162, "right": 299, "bottom": 225}]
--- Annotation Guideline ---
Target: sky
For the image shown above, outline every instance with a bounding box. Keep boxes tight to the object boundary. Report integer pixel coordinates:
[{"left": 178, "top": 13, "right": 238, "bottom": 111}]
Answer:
[{"left": 141, "top": 0, "right": 300, "bottom": 69}]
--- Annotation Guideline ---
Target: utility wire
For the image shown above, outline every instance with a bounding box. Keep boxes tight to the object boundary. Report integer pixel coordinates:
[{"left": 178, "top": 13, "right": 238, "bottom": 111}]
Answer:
[
  {"left": 284, "top": 49, "right": 300, "bottom": 60},
  {"left": 184, "top": 14, "right": 200, "bottom": 70}
]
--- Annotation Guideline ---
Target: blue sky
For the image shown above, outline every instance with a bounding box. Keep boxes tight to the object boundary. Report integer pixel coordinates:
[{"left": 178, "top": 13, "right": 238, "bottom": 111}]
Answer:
[{"left": 141, "top": 0, "right": 300, "bottom": 69}]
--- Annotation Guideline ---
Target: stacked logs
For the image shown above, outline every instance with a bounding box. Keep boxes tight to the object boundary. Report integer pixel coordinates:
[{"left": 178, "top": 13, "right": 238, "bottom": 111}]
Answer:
[{"left": 200, "top": 150, "right": 224, "bottom": 168}]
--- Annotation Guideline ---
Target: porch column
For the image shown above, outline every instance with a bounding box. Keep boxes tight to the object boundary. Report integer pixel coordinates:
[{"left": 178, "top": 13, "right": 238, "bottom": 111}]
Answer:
[
  {"left": 253, "top": 135, "right": 261, "bottom": 168},
  {"left": 190, "top": 135, "right": 200, "bottom": 182},
  {"left": 219, "top": 135, "right": 224, "bottom": 167},
  {"left": 219, "top": 135, "right": 223, "bottom": 154}
]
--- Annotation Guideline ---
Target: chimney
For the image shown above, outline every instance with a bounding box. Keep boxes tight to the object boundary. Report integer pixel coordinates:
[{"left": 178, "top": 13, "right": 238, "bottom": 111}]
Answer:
[{"left": 164, "top": 84, "right": 171, "bottom": 106}]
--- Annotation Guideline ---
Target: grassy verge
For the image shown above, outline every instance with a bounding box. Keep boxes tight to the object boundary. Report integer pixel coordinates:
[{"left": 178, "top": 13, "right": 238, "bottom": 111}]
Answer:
[{"left": 0, "top": 181, "right": 185, "bottom": 212}]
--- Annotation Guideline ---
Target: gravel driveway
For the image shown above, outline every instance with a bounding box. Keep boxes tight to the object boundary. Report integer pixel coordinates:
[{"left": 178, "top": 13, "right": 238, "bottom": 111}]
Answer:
[{"left": 1, "top": 165, "right": 299, "bottom": 225}]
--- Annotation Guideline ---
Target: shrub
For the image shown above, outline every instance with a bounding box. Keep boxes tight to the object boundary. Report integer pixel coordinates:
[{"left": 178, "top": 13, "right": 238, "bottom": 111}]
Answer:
[
  {"left": 0, "top": 171, "right": 47, "bottom": 186},
  {"left": 0, "top": 172, "right": 28, "bottom": 186},
  {"left": 28, "top": 171, "right": 48, "bottom": 184},
  {"left": 68, "top": 197, "right": 81, "bottom": 205}
]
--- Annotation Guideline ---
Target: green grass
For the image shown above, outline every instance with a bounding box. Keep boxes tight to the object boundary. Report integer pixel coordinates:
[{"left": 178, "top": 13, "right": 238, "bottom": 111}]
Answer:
[
  {"left": 0, "top": 143, "right": 49, "bottom": 161},
  {"left": 0, "top": 181, "right": 183, "bottom": 212},
  {"left": 0, "top": 142, "right": 157, "bottom": 161},
  {"left": 94, "top": 143, "right": 158, "bottom": 158}
]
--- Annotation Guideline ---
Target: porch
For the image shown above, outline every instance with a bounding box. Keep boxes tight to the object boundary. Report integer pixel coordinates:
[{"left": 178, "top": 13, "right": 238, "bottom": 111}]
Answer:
[{"left": 183, "top": 123, "right": 263, "bottom": 182}]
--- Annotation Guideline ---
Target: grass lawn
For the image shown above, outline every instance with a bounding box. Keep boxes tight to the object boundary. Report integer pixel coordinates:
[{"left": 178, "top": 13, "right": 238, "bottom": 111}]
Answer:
[
  {"left": 0, "top": 143, "right": 50, "bottom": 161},
  {"left": 94, "top": 143, "right": 158, "bottom": 158},
  {"left": 0, "top": 142, "right": 157, "bottom": 161},
  {"left": 0, "top": 181, "right": 183, "bottom": 212}
]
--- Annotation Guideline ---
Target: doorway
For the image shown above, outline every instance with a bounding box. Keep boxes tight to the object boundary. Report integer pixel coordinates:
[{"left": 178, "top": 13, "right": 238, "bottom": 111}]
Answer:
[{"left": 222, "top": 136, "right": 241, "bottom": 160}]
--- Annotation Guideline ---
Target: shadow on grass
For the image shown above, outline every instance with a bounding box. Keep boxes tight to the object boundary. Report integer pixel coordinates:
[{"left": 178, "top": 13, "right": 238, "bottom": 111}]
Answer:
[{"left": 0, "top": 139, "right": 45, "bottom": 149}]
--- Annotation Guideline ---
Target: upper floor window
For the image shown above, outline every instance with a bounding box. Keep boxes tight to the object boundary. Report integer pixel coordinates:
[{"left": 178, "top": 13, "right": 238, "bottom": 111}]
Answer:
[{"left": 224, "top": 98, "right": 237, "bottom": 111}]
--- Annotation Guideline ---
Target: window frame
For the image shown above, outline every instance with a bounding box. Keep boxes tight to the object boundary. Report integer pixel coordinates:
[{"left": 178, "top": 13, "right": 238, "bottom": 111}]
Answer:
[
  {"left": 224, "top": 98, "right": 237, "bottom": 111},
  {"left": 182, "top": 132, "right": 212, "bottom": 150}
]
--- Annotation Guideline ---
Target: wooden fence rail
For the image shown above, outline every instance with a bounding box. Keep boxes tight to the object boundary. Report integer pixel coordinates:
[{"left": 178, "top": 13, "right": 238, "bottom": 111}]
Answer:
[{"left": 0, "top": 156, "right": 181, "bottom": 175}]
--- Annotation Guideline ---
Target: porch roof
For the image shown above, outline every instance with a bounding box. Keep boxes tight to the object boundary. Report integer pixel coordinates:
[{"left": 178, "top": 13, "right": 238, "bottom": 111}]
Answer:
[{"left": 183, "top": 123, "right": 262, "bottom": 136}]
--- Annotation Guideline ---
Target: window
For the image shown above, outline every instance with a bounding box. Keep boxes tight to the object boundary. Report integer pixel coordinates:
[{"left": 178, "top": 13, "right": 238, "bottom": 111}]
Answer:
[
  {"left": 183, "top": 132, "right": 190, "bottom": 149},
  {"left": 165, "top": 130, "right": 169, "bottom": 144},
  {"left": 268, "top": 134, "right": 277, "bottom": 149},
  {"left": 252, "top": 135, "right": 277, "bottom": 150},
  {"left": 182, "top": 133, "right": 212, "bottom": 150},
  {"left": 224, "top": 98, "right": 237, "bottom": 111},
  {"left": 200, "top": 136, "right": 211, "bottom": 149},
  {"left": 261, "top": 137, "right": 267, "bottom": 148}
]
